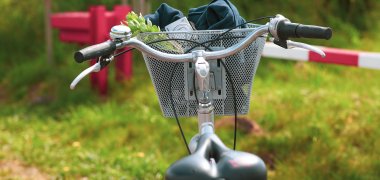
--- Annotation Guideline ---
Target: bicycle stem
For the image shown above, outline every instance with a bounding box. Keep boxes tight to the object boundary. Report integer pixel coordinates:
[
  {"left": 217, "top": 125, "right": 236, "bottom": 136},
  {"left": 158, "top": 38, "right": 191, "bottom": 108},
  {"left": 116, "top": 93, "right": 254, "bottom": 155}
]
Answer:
[{"left": 194, "top": 55, "right": 215, "bottom": 135}]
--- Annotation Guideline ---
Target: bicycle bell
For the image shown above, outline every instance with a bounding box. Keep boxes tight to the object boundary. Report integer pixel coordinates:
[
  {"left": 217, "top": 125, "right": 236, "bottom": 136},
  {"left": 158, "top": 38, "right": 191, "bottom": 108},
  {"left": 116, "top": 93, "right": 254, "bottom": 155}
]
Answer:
[{"left": 110, "top": 25, "right": 132, "bottom": 41}]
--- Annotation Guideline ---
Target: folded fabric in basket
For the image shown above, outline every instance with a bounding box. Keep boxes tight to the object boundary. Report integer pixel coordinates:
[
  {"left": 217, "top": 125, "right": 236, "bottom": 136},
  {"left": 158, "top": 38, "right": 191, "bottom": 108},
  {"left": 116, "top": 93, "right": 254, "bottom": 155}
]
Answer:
[
  {"left": 188, "top": 0, "right": 246, "bottom": 30},
  {"left": 145, "top": 0, "right": 246, "bottom": 30},
  {"left": 144, "top": 3, "right": 185, "bottom": 30}
]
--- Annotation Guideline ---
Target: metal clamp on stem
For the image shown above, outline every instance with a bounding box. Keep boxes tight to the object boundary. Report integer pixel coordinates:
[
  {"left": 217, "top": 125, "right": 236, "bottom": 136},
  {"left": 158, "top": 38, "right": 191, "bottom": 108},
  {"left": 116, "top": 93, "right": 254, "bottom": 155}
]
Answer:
[
  {"left": 193, "top": 52, "right": 215, "bottom": 135},
  {"left": 194, "top": 54, "right": 210, "bottom": 103}
]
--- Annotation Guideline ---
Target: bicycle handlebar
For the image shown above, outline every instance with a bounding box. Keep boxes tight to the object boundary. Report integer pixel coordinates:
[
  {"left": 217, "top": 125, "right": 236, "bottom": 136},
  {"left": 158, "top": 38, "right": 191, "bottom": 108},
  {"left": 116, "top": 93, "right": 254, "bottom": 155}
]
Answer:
[
  {"left": 119, "top": 38, "right": 194, "bottom": 62},
  {"left": 73, "top": 14, "right": 332, "bottom": 63},
  {"left": 74, "top": 40, "right": 117, "bottom": 63},
  {"left": 277, "top": 22, "right": 332, "bottom": 40},
  {"left": 119, "top": 25, "right": 269, "bottom": 62}
]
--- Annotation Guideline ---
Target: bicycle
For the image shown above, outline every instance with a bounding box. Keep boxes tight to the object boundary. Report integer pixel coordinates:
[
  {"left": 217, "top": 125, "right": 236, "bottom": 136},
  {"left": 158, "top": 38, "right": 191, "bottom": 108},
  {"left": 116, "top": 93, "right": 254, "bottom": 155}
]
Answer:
[{"left": 70, "top": 14, "right": 332, "bottom": 180}]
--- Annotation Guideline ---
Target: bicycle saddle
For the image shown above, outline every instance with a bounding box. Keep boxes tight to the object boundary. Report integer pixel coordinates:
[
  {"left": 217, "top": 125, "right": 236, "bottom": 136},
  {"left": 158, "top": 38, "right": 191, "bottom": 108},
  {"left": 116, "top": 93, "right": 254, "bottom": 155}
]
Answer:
[{"left": 165, "top": 133, "right": 267, "bottom": 180}]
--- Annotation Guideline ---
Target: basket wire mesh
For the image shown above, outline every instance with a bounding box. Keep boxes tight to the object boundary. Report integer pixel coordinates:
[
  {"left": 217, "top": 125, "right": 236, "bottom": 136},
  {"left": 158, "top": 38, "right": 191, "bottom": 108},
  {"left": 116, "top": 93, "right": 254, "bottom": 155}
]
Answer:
[{"left": 138, "top": 24, "right": 266, "bottom": 117}]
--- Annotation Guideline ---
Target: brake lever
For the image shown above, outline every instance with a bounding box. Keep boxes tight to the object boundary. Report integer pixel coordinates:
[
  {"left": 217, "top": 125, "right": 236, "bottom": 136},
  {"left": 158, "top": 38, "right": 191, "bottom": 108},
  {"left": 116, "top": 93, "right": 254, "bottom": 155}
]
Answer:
[
  {"left": 70, "top": 62, "right": 101, "bottom": 90},
  {"left": 70, "top": 55, "right": 114, "bottom": 90},
  {"left": 287, "top": 40, "right": 326, "bottom": 58},
  {"left": 269, "top": 38, "right": 326, "bottom": 58}
]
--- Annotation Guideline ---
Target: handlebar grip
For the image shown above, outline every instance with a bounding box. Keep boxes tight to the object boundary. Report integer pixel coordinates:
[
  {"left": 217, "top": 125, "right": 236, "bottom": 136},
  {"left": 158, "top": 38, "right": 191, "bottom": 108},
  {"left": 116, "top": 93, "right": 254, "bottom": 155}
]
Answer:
[
  {"left": 277, "top": 22, "right": 332, "bottom": 40},
  {"left": 74, "top": 40, "right": 117, "bottom": 63}
]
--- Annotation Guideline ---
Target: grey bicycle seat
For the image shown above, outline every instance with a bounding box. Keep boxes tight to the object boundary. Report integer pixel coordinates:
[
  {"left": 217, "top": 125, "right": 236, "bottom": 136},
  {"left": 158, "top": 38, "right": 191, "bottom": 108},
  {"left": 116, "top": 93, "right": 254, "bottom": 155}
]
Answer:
[{"left": 165, "top": 133, "right": 267, "bottom": 180}]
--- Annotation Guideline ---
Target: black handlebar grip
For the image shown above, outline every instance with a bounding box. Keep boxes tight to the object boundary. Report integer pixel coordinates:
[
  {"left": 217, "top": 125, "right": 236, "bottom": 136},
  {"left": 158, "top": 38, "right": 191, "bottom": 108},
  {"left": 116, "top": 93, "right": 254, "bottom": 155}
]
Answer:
[
  {"left": 277, "top": 21, "right": 332, "bottom": 40},
  {"left": 74, "top": 40, "right": 117, "bottom": 63},
  {"left": 296, "top": 24, "right": 332, "bottom": 39}
]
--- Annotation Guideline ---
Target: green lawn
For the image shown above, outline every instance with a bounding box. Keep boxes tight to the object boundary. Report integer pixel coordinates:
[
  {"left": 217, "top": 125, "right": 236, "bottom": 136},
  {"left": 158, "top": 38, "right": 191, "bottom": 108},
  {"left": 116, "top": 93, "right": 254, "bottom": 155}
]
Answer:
[{"left": 1, "top": 46, "right": 380, "bottom": 179}]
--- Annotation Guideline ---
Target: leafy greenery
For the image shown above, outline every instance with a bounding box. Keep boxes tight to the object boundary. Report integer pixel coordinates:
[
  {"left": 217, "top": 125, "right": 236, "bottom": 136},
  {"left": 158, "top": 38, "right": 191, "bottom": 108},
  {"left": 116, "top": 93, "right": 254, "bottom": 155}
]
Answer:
[
  {"left": 124, "top": 11, "right": 184, "bottom": 53},
  {"left": 124, "top": 11, "right": 161, "bottom": 36}
]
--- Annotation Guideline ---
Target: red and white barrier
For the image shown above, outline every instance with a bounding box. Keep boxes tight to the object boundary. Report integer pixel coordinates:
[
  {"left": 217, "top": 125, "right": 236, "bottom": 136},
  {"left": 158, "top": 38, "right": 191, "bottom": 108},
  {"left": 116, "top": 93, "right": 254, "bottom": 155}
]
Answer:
[{"left": 262, "top": 43, "right": 380, "bottom": 70}]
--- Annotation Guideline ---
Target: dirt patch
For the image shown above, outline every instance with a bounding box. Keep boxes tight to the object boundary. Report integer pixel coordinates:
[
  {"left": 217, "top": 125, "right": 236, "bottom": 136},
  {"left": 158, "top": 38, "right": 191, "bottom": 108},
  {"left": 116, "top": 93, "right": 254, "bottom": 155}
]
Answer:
[
  {"left": 215, "top": 117, "right": 264, "bottom": 135},
  {"left": 0, "top": 160, "right": 50, "bottom": 180},
  {"left": 27, "top": 83, "right": 55, "bottom": 105},
  {"left": 257, "top": 152, "right": 276, "bottom": 170},
  {"left": 0, "top": 85, "right": 8, "bottom": 102}
]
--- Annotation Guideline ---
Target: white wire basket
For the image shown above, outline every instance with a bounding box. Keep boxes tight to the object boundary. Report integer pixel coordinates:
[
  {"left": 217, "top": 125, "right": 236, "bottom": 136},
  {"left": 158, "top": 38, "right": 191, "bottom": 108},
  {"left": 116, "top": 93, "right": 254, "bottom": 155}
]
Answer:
[{"left": 138, "top": 24, "right": 267, "bottom": 117}]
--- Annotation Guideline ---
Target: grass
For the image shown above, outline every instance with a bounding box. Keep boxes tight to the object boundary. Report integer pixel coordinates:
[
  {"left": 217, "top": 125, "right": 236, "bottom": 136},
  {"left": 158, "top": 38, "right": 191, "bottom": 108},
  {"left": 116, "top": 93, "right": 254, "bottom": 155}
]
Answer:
[{"left": 1, "top": 43, "right": 380, "bottom": 179}]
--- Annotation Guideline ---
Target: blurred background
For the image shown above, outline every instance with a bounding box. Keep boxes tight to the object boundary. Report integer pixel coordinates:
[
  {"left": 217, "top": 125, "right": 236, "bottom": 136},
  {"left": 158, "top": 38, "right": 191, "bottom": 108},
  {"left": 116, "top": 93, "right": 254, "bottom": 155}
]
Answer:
[{"left": 0, "top": 0, "right": 379, "bottom": 179}]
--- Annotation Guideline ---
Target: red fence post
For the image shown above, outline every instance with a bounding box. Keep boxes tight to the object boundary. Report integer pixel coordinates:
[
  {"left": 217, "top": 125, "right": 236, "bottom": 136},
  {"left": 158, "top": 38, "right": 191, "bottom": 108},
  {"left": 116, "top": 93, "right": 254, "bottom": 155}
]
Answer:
[
  {"left": 51, "top": 5, "right": 134, "bottom": 95},
  {"left": 114, "top": 5, "right": 133, "bottom": 81},
  {"left": 89, "top": 6, "right": 108, "bottom": 95}
]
